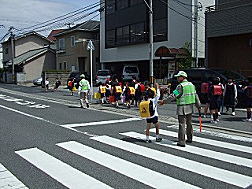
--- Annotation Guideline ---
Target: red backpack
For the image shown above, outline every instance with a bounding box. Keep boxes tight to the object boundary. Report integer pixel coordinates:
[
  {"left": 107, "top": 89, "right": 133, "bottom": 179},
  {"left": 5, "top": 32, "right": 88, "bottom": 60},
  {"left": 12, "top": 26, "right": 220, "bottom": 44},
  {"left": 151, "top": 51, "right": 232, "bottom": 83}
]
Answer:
[
  {"left": 139, "top": 84, "right": 145, "bottom": 92},
  {"left": 201, "top": 82, "right": 209, "bottom": 94},
  {"left": 213, "top": 85, "right": 223, "bottom": 96}
]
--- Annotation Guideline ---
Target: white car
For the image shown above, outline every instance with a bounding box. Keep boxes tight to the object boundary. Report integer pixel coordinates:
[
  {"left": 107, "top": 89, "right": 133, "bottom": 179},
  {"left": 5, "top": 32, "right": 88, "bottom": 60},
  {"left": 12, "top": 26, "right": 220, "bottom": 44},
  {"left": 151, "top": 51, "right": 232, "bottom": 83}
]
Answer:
[
  {"left": 33, "top": 77, "right": 42, "bottom": 86},
  {"left": 95, "top": 70, "right": 112, "bottom": 85},
  {"left": 122, "top": 65, "right": 139, "bottom": 81}
]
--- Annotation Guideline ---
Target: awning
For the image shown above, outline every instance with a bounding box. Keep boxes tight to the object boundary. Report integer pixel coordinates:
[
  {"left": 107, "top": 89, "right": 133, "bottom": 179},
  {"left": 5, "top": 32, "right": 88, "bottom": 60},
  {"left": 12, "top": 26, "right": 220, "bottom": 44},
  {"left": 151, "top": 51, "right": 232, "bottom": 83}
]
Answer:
[{"left": 155, "top": 46, "right": 188, "bottom": 58}]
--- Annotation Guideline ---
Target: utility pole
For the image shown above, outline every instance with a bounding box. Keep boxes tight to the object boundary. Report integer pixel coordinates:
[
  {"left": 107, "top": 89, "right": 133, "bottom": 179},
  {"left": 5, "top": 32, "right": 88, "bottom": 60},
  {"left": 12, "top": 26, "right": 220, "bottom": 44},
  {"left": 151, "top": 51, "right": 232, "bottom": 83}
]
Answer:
[
  {"left": 194, "top": 0, "right": 198, "bottom": 68},
  {"left": 143, "top": 0, "right": 154, "bottom": 84},
  {"left": 9, "top": 26, "right": 15, "bottom": 83}
]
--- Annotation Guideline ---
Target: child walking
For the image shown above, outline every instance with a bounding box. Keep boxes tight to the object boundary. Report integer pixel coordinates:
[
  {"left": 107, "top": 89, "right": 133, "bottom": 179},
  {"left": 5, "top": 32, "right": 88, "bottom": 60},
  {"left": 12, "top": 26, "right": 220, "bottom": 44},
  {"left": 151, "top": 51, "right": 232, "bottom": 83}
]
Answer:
[{"left": 145, "top": 83, "right": 162, "bottom": 143}]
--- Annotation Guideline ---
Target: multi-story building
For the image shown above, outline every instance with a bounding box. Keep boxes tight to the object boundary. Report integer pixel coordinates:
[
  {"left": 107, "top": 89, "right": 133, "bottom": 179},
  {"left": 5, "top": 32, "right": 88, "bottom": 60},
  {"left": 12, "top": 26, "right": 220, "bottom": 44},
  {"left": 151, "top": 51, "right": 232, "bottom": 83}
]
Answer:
[
  {"left": 55, "top": 20, "right": 100, "bottom": 77},
  {"left": 100, "top": 0, "right": 213, "bottom": 80},
  {"left": 206, "top": 0, "right": 252, "bottom": 77}
]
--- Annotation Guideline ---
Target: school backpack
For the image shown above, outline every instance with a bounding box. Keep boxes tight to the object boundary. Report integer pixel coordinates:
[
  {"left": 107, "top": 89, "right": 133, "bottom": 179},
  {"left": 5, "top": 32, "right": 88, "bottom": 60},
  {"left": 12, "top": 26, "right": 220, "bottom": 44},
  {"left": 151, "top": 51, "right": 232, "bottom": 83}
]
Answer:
[
  {"left": 68, "top": 81, "right": 73, "bottom": 87},
  {"left": 139, "top": 100, "right": 154, "bottom": 118},
  {"left": 213, "top": 85, "right": 223, "bottom": 96},
  {"left": 139, "top": 84, "right": 145, "bottom": 92},
  {"left": 201, "top": 82, "right": 209, "bottom": 94}
]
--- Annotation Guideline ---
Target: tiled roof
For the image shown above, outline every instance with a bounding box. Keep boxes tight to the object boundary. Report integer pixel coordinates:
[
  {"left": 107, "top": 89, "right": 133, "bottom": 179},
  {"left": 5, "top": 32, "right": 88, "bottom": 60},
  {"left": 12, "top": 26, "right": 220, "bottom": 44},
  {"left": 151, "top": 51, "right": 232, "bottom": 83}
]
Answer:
[
  {"left": 13, "top": 47, "right": 54, "bottom": 65},
  {"left": 47, "top": 29, "right": 65, "bottom": 41},
  {"left": 55, "top": 20, "right": 100, "bottom": 37}
]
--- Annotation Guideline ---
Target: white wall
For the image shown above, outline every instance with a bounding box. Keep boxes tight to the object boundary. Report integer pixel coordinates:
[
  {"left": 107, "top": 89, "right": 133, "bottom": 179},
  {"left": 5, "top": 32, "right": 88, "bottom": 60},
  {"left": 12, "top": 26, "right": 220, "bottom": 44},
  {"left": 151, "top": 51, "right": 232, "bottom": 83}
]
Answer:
[
  {"left": 192, "top": 0, "right": 215, "bottom": 58},
  {"left": 100, "top": 0, "right": 192, "bottom": 63}
]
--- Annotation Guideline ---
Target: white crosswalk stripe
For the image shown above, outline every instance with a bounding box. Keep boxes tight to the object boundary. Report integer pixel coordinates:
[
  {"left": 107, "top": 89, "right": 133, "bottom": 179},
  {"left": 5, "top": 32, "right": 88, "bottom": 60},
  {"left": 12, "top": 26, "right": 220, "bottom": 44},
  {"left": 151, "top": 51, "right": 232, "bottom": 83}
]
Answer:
[
  {"left": 11, "top": 129, "right": 252, "bottom": 189},
  {"left": 121, "top": 131, "right": 252, "bottom": 168},
  {"left": 93, "top": 134, "right": 252, "bottom": 188},
  {"left": 151, "top": 129, "right": 252, "bottom": 154},
  {"left": 0, "top": 163, "right": 28, "bottom": 189},
  {"left": 57, "top": 141, "right": 199, "bottom": 189},
  {"left": 15, "top": 148, "right": 111, "bottom": 189}
]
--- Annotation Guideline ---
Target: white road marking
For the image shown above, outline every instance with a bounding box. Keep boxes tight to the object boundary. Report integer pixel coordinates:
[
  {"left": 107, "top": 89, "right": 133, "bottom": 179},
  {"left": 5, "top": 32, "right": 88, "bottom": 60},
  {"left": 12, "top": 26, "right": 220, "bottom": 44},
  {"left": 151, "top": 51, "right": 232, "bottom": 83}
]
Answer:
[
  {"left": 15, "top": 148, "right": 111, "bottom": 189},
  {"left": 0, "top": 163, "right": 28, "bottom": 189},
  {"left": 122, "top": 131, "right": 252, "bottom": 168},
  {"left": 57, "top": 141, "right": 199, "bottom": 189},
  {"left": 93, "top": 135, "right": 252, "bottom": 188},
  {"left": 61, "top": 117, "right": 142, "bottom": 128},
  {"left": 150, "top": 129, "right": 252, "bottom": 154},
  {"left": 0, "top": 93, "right": 49, "bottom": 109}
]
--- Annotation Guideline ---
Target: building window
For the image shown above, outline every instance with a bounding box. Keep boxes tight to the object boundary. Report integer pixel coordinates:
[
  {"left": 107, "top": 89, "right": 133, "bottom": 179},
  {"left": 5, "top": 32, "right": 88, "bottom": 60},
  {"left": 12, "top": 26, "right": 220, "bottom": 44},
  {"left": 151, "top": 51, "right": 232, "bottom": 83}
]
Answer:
[
  {"left": 106, "top": 0, "right": 115, "bottom": 15},
  {"left": 130, "top": 22, "right": 147, "bottom": 43},
  {"left": 106, "top": 29, "right": 116, "bottom": 48},
  {"left": 59, "top": 63, "right": 62, "bottom": 70},
  {"left": 249, "top": 39, "right": 252, "bottom": 48},
  {"left": 64, "top": 61, "right": 67, "bottom": 70},
  {"left": 71, "top": 36, "right": 75, "bottom": 47},
  {"left": 116, "top": 0, "right": 129, "bottom": 10},
  {"left": 154, "top": 18, "right": 167, "bottom": 42},
  {"left": 4, "top": 48, "right": 8, "bottom": 54},
  {"left": 116, "top": 25, "right": 130, "bottom": 45},
  {"left": 58, "top": 38, "right": 65, "bottom": 50}
]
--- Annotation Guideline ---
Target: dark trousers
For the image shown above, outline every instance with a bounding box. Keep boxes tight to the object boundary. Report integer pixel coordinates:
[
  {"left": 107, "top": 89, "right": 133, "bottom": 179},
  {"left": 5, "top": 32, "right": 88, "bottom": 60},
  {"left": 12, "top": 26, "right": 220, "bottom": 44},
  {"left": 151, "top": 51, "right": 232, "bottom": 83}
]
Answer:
[{"left": 178, "top": 114, "right": 193, "bottom": 145}]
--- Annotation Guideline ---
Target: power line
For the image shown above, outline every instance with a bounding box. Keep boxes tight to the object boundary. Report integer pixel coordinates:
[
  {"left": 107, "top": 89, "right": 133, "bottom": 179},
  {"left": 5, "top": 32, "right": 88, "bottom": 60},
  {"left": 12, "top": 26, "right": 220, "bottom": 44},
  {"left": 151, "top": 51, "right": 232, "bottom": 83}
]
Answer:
[
  {"left": 17, "top": 1, "right": 103, "bottom": 32},
  {"left": 159, "top": 0, "right": 205, "bottom": 27}
]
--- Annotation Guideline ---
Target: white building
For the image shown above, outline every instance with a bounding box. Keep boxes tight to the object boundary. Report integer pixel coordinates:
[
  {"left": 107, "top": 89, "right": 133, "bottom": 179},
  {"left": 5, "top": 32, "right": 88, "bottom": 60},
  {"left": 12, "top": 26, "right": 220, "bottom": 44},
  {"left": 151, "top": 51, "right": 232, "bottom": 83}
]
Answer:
[{"left": 100, "top": 0, "right": 214, "bottom": 80}]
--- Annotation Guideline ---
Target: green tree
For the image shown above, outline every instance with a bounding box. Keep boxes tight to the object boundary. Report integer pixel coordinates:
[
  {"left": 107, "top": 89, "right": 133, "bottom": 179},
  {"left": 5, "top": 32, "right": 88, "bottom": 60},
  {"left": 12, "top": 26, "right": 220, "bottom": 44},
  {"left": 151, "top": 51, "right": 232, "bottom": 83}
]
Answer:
[{"left": 177, "top": 42, "right": 193, "bottom": 69}]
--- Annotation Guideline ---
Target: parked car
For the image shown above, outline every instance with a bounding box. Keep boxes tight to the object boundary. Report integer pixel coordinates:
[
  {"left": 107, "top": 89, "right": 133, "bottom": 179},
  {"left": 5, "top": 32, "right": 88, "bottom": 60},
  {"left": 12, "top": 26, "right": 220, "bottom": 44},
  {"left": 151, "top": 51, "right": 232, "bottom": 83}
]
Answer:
[
  {"left": 168, "top": 68, "right": 248, "bottom": 107},
  {"left": 67, "top": 71, "right": 91, "bottom": 88},
  {"left": 33, "top": 77, "right": 42, "bottom": 86},
  {"left": 95, "top": 70, "right": 112, "bottom": 86},
  {"left": 122, "top": 65, "right": 140, "bottom": 81}
]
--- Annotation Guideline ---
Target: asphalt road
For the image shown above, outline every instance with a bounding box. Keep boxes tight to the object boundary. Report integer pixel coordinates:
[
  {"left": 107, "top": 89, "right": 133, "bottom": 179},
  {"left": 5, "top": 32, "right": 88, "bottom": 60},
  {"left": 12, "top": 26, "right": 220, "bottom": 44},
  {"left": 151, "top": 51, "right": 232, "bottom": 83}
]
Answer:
[{"left": 0, "top": 83, "right": 252, "bottom": 189}]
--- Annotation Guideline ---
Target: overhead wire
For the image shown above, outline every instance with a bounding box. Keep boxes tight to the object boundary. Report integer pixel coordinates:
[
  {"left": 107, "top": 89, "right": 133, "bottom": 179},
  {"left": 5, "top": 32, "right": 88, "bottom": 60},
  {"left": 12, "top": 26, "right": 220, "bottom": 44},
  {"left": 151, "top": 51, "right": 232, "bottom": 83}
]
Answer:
[
  {"left": 18, "top": 1, "right": 102, "bottom": 32},
  {"left": 158, "top": 0, "right": 205, "bottom": 27}
]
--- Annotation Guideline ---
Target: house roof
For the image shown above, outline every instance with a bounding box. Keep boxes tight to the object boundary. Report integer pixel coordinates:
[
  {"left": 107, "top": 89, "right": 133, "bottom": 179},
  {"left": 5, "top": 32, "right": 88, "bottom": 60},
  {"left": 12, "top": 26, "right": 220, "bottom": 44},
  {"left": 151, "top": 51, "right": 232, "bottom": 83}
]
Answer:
[
  {"left": 1, "top": 31, "right": 53, "bottom": 45},
  {"left": 12, "top": 47, "right": 54, "bottom": 65},
  {"left": 47, "top": 29, "right": 65, "bottom": 41},
  {"left": 55, "top": 20, "right": 100, "bottom": 37}
]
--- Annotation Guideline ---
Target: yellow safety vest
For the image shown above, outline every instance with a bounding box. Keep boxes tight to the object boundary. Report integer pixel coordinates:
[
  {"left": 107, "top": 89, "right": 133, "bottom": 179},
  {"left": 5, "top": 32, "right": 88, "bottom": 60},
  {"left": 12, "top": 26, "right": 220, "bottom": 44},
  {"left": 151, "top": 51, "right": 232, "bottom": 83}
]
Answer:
[
  {"left": 129, "top": 87, "right": 135, "bottom": 95},
  {"left": 100, "top": 86, "right": 106, "bottom": 94},
  {"left": 115, "top": 86, "right": 122, "bottom": 93}
]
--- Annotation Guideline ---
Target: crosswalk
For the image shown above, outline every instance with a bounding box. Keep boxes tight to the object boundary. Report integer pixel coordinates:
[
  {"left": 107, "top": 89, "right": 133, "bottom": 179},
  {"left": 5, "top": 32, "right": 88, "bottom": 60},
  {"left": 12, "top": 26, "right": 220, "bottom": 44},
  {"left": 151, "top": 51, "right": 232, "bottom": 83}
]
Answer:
[{"left": 2, "top": 129, "right": 252, "bottom": 188}]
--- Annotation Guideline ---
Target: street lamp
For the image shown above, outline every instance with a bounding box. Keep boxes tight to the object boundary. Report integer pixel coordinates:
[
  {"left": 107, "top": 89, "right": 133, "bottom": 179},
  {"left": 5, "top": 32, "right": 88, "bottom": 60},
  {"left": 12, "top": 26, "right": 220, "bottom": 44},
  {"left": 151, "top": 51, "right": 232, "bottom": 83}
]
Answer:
[{"left": 143, "top": 0, "right": 154, "bottom": 84}]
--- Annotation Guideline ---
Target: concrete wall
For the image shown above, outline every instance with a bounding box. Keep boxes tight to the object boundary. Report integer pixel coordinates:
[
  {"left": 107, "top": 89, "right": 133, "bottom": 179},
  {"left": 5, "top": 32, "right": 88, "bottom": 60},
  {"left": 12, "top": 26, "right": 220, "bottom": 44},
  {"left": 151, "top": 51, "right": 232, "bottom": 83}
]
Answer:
[
  {"left": 100, "top": 0, "right": 192, "bottom": 63},
  {"left": 23, "top": 51, "right": 56, "bottom": 82}
]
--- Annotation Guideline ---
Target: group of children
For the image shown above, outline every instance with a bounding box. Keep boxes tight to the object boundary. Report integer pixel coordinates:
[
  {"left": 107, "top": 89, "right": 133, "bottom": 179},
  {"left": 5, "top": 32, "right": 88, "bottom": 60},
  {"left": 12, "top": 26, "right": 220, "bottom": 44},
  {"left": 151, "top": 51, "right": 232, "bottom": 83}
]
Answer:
[
  {"left": 97, "top": 78, "right": 156, "bottom": 109},
  {"left": 200, "top": 77, "right": 252, "bottom": 123}
]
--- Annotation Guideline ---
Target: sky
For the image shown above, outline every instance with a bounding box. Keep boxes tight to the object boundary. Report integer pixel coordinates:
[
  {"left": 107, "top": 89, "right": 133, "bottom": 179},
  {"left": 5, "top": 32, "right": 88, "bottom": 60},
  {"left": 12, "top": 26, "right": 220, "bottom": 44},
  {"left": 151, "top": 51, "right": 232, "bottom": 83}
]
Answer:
[{"left": 0, "top": 0, "right": 99, "bottom": 41}]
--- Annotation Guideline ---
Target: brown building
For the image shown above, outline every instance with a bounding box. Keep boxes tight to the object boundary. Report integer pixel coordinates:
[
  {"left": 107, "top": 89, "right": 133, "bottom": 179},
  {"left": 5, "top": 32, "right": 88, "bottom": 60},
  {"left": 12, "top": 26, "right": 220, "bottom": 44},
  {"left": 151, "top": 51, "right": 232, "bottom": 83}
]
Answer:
[
  {"left": 55, "top": 20, "right": 100, "bottom": 76},
  {"left": 206, "top": 0, "right": 252, "bottom": 78}
]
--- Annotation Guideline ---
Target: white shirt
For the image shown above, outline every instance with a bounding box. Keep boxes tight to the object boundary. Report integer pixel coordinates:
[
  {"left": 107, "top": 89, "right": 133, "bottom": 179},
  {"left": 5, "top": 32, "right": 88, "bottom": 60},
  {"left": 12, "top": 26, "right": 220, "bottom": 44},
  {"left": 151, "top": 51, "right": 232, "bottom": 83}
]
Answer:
[{"left": 147, "top": 89, "right": 160, "bottom": 119}]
